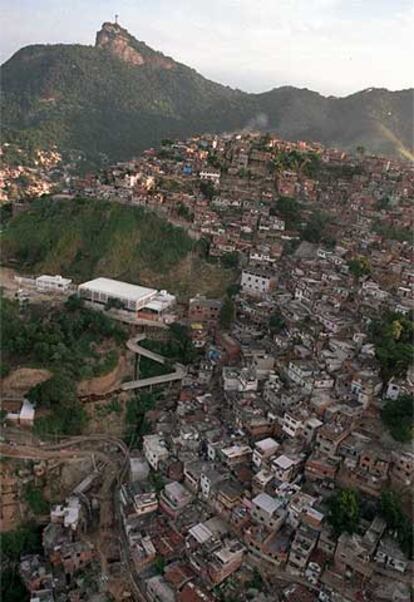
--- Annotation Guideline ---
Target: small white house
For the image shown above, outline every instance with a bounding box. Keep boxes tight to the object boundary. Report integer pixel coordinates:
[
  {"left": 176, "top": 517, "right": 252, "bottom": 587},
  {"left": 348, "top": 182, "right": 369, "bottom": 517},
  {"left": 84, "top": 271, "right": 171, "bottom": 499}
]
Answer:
[{"left": 36, "top": 274, "right": 72, "bottom": 292}]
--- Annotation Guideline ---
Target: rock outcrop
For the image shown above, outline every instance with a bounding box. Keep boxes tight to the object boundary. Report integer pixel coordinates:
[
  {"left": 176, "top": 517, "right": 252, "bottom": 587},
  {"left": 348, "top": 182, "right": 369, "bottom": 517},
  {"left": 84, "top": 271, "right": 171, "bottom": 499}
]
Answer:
[{"left": 95, "top": 21, "right": 175, "bottom": 69}]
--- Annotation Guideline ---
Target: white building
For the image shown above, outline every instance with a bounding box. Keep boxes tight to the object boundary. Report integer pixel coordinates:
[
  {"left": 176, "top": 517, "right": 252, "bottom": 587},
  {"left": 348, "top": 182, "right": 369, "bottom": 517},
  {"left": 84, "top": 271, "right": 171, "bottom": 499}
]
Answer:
[
  {"left": 199, "top": 169, "right": 221, "bottom": 184},
  {"left": 251, "top": 493, "right": 286, "bottom": 529},
  {"left": 36, "top": 274, "right": 72, "bottom": 292},
  {"left": 222, "top": 367, "right": 258, "bottom": 392},
  {"left": 78, "top": 277, "right": 176, "bottom": 322},
  {"left": 241, "top": 268, "right": 275, "bottom": 296},
  {"left": 282, "top": 411, "right": 304, "bottom": 439},
  {"left": 6, "top": 398, "right": 36, "bottom": 428},
  {"left": 79, "top": 277, "right": 157, "bottom": 312},
  {"left": 143, "top": 435, "right": 169, "bottom": 470},
  {"left": 273, "top": 454, "right": 297, "bottom": 482},
  {"left": 252, "top": 437, "right": 280, "bottom": 469}
]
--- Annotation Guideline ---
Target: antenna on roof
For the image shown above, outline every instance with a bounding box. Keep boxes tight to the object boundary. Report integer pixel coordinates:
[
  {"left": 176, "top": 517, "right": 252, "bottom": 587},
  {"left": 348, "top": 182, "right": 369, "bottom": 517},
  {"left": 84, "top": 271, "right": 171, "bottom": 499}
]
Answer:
[{"left": 115, "top": 13, "right": 119, "bottom": 24}]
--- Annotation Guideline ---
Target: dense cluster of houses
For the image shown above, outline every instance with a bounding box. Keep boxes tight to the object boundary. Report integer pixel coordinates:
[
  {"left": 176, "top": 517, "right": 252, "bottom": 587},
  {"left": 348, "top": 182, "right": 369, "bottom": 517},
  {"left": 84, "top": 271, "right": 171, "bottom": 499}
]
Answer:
[
  {"left": 8, "top": 132, "right": 414, "bottom": 601},
  {"left": 18, "top": 482, "right": 99, "bottom": 601},
  {"left": 71, "top": 133, "right": 413, "bottom": 265},
  {"left": 0, "top": 144, "right": 64, "bottom": 202}
]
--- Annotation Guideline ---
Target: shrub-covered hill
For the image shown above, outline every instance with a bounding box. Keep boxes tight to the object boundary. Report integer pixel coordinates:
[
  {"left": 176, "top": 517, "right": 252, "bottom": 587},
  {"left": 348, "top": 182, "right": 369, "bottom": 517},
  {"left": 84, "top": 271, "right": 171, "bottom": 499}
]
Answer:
[{"left": 1, "top": 197, "right": 233, "bottom": 297}]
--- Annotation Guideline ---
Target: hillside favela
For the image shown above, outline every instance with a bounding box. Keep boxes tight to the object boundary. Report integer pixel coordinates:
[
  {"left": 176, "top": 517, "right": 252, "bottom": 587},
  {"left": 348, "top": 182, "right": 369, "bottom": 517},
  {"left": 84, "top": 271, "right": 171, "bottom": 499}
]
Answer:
[{"left": 0, "top": 9, "right": 413, "bottom": 602}]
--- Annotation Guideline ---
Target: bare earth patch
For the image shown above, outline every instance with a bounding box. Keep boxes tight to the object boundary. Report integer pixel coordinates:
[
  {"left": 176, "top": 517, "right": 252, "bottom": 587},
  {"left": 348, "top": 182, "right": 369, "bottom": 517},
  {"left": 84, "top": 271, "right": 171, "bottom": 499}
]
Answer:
[
  {"left": 77, "top": 354, "right": 129, "bottom": 397},
  {"left": 1, "top": 367, "right": 52, "bottom": 397}
]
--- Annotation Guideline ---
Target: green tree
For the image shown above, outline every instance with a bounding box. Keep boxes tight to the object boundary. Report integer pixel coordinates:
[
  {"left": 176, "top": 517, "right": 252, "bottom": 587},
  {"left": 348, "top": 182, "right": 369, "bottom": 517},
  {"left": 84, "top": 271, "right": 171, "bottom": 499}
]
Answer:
[
  {"left": 169, "top": 323, "right": 197, "bottom": 365},
  {"left": 348, "top": 256, "right": 371, "bottom": 279},
  {"left": 219, "top": 296, "right": 235, "bottom": 330},
  {"left": 271, "top": 196, "right": 301, "bottom": 228},
  {"left": 1, "top": 362, "right": 11, "bottom": 378},
  {"left": 381, "top": 394, "right": 413, "bottom": 442},
  {"left": 195, "top": 237, "right": 210, "bottom": 259},
  {"left": 24, "top": 483, "right": 49, "bottom": 515},
  {"left": 154, "top": 555, "right": 166, "bottom": 574},
  {"left": 2, "top": 523, "right": 43, "bottom": 602},
  {"left": 356, "top": 145, "right": 365, "bottom": 158},
  {"left": 199, "top": 180, "right": 215, "bottom": 200},
  {"left": 124, "top": 392, "right": 157, "bottom": 448},
  {"left": 248, "top": 568, "right": 264, "bottom": 590},
  {"left": 327, "top": 489, "right": 360, "bottom": 537},
  {"left": 226, "top": 283, "right": 241, "bottom": 298},
  {"left": 369, "top": 312, "right": 414, "bottom": 381},
  {"left": 176, "top": 202, "right": 193, "bottom": 221},
  {"left": 302, "top": 211, "right": 330, "bottom": 244},
  {"left": 64, "top": 294, "right": 84, "bottom": 311},
  {"left": 221, "top": 252, "right": 239, "bottom": 269},
  {"left": 380, "top": 490, "right": 413, "bottom": 559},
  {"left": 105, "top": 297, "right": 125, "bottom": 310},
  {"left": 27, "top": 372, "right": 76, "bottom": 408},
  {"left": 269, "top": 312, "right": 285, "bottom": 334},
  {"left": 34, "top": 399, "right": 88, "bottom": 437}
]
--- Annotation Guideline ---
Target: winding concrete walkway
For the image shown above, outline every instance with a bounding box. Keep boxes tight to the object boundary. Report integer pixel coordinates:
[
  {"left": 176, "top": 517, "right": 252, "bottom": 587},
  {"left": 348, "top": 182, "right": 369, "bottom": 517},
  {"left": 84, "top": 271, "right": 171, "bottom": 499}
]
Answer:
[{"left": 122, "top": 334, "right": 185, "bottom": 391}]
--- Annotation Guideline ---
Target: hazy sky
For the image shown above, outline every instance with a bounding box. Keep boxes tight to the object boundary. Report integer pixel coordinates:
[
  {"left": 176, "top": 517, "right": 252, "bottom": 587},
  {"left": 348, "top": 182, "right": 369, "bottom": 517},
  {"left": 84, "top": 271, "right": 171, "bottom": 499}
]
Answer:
[{"left": 2, "top": 0, "right": 413, "bottom": 95}]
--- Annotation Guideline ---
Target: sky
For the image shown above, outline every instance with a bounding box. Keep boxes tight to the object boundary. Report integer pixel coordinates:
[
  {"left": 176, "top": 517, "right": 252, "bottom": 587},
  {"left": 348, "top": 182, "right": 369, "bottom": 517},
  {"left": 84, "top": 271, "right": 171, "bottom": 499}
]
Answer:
[{"left": 2, "top": 0, "right": 413, "bottom": 96}]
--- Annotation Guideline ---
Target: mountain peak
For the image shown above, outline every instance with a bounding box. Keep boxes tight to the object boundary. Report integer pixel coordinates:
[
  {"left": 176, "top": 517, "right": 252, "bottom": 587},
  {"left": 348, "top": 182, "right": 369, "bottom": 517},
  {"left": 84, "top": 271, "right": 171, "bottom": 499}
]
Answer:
[{"left": 95, "top": 21, "right": 175, "bottom": 69}]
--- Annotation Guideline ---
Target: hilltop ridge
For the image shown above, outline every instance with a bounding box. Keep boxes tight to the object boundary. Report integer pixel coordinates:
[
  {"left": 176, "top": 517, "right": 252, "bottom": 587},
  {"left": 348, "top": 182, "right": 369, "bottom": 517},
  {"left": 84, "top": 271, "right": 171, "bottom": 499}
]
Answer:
[{"left": 1, "top": 21, "right": 412, "bottom": 163}]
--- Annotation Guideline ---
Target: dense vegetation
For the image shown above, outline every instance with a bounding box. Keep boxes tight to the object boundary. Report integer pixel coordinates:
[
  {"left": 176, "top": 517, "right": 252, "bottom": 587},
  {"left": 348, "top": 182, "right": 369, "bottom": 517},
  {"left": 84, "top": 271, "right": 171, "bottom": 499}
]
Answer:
[
  {"left": 29, "top": 372, "right": 89, "bottom": 437},
  {"left": 2, "top": 197, "right": 231, "bottom": 296},
  {"left": 1, "top": 294, "right": 127, "bottom": 437},
  {"left": 124, "top": 391, "right": 158, "bottom": 448},
  {"left": 1, "top": 294, "right": 126, "bottom": 380},
  {"left": 369, "top": 311, "right": 414, "bottom": 381},
  {"left": 2, "top": 197, "right": 193, "bottom": 282},
  {"left": 2, "top": 523, "right": 43, "bottom": 602},
  {"left": 271, "top": 150, "right": 321, "bottom": 177},
  {"left": 2, "top": 30, "right": 412, "bottom": 162},
  {"left": 381, "top": 394, "right": 413, "bottom": 442}
]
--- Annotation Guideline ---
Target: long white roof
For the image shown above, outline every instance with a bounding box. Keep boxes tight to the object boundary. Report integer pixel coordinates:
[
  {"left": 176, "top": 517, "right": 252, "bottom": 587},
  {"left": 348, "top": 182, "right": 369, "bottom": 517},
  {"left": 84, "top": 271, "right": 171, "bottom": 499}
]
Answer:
[{"left": 78, "top": 277, "right": 156, "bottom": 301}]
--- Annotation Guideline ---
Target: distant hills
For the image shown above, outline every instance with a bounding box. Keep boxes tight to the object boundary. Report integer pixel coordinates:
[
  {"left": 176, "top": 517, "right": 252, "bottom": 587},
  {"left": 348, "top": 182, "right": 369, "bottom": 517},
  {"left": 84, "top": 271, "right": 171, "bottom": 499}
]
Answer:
[{"left": 2, "top": 21, "right": 413, "bottom": 162}]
